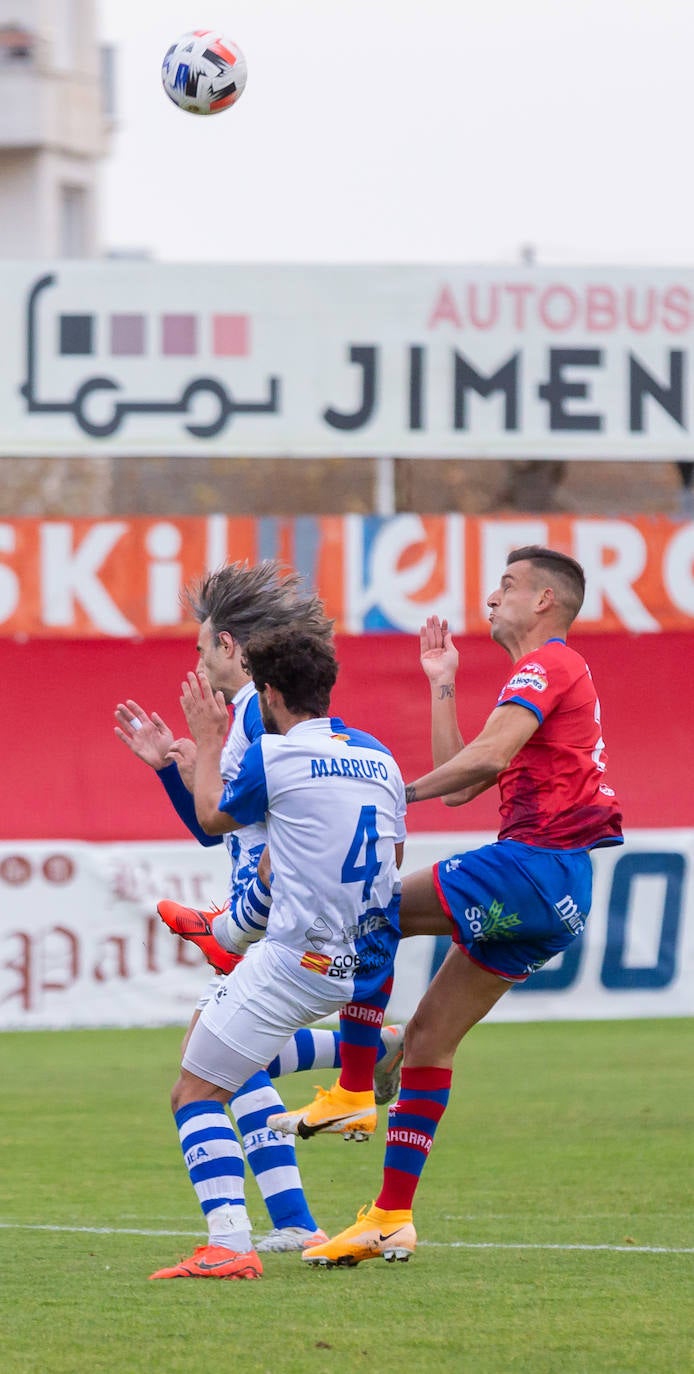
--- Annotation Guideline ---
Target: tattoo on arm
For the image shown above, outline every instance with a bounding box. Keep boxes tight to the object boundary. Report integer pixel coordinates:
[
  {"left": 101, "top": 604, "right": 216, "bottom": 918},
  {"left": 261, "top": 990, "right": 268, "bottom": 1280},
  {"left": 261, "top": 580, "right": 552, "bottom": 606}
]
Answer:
[
  {"left": 405, "top": 784, "right": 417, "bottom": 804},
  {"left": 437, "top": 684, "right": 455, "bottom": 700}
]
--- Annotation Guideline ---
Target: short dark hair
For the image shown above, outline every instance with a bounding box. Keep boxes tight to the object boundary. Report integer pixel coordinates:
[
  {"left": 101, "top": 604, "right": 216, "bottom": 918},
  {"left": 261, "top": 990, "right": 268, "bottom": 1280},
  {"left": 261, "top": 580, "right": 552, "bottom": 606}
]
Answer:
[
  {"left": 507, "top": 545, "right": 586, "bottom": 620},
  {"left": 184, "top": 560, "right": 333, "bottom": 648},
  {"left": 243, "top": 627, "right": 339, "bottom": 717}
]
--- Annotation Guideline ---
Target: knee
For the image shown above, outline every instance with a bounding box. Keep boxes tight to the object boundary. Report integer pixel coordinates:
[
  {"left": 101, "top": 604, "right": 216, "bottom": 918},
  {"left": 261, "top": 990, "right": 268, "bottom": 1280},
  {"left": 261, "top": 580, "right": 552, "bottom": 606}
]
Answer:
[
  {"left": 170, "top": 1075, "right": 187, "bottom": 1115},
  {"left": 403, "top": 1008, "right": 448, "bottom": 1068},
  {"left": 403, "top": 1014, "right": 427, "bottom": 1063}
]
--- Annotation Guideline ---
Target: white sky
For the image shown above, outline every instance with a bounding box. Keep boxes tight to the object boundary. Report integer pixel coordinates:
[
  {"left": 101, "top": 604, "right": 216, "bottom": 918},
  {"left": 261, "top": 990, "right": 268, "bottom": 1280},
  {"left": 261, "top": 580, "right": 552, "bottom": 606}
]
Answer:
[{"left": 98, "top": 0, "right": 694, "bottom": 265}]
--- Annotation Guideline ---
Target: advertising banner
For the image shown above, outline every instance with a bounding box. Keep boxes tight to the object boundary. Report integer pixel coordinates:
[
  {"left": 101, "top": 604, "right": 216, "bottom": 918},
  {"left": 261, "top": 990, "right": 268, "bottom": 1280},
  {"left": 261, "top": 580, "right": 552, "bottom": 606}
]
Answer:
[
  {"left": 0, "top": 834, "right": 691, "bottom": 1030},
  {"left": 1, "top": 513, "right": 693, "bottom": 637},
  {"left": 3, "top": 263, "right": 694, "bottom": 457},
  {"left": 1, "top": 629, "right": 691, "bottom": 840}
]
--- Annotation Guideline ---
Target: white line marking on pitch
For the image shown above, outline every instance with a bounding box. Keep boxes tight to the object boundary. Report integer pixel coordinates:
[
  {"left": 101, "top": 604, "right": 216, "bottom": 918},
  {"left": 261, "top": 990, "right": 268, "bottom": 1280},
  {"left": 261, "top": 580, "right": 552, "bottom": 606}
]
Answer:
[{"left": 0, "top": 1223, "right": 692, "bottom": 1255}]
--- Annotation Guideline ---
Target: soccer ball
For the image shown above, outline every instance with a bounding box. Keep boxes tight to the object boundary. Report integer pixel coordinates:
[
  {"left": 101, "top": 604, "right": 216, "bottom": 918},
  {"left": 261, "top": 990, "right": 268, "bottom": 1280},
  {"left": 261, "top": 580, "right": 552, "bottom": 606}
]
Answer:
[{"left": 161, "top": 30, "right": 247, "bottom": 115}]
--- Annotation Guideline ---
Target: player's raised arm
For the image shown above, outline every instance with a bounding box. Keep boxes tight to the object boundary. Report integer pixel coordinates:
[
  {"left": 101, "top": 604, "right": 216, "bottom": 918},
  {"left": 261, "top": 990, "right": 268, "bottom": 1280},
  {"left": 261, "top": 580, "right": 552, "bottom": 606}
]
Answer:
[
  {"left": 164, "top": 737, "right": 197, "bottom": 791},
  {"left": 406, "top": 701, "right": 540, "bottom": 805},
  {"left": 420, "top": 616, "right": 464, "bottom": 766},
  {"left": 180, "top": 671, "right": 239, "bottom": 834},
  {"left": 418, "top": 617, "right": 491, "bottom": 806},
  {"left": 114, "top": 699, "right": 175, "bottom": 769}
]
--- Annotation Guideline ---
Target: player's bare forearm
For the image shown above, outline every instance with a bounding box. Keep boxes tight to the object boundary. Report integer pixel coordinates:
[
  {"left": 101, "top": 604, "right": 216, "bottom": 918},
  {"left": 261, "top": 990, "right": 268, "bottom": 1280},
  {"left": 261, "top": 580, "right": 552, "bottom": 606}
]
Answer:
[
  {"left": 420, "top": 615, "right": 466, "bottom": 771},
  {"left": 406, "top": 743, "right": 500, "bottom": 804},
  {"left": 430, "top": 680, "right": 465, "bottom": 769},
  {"left": 407, "top": 702, "right": 540, "bottom": 803}
]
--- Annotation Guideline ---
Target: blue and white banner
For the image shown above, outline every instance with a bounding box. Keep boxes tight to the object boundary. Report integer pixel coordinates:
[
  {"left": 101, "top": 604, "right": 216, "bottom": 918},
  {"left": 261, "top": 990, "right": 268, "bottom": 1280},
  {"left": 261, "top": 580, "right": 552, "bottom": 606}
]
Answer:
[{"left": 0, "top": 832, "right": 691, "bottom": 1029}]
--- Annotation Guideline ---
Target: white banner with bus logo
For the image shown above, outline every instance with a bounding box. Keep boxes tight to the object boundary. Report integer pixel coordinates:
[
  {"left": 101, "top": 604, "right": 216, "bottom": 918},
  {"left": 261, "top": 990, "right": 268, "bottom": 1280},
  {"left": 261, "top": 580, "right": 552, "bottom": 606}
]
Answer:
[
  {"left": 0, "top": 833, "right": 691, "bottom": 1030},
  {"left": 3, "top": 263, "right": 694, "bottom": 456}
]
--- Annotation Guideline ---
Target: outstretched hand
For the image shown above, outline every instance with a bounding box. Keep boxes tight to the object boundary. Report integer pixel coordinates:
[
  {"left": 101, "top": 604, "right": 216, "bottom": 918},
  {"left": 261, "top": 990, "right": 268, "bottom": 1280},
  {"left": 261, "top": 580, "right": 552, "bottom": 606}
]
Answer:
[
  {"left": 114, "top": 698, "right": 175, "bottom": 770},
  {"left": 180, "top": 671, "right": 230, "bottom": 746},
  {"left": 419, "top": 616, "right": 459, "bottom": 684}
]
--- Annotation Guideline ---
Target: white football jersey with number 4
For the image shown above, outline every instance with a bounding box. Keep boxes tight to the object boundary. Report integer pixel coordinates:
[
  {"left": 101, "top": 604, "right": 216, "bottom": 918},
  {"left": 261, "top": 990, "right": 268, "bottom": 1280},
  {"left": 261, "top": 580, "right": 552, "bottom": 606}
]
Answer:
[{"left": 218, "top": 716, "right": 406, "bottom": 1001}]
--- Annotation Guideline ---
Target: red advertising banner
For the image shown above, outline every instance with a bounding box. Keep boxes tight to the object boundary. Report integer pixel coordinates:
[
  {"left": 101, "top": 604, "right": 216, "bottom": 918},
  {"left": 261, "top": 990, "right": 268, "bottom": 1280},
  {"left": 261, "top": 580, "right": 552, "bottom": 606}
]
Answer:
[
  {"left": 0, "top": 513, "right": 693, "bottom": 636},
  {"left": 0, "top": 630, "right": 691, "bottom": 840}
]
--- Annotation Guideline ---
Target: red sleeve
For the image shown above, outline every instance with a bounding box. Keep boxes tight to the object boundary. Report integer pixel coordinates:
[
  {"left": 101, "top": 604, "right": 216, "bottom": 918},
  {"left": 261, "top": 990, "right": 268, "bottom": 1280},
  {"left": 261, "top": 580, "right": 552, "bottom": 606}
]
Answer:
[{"left": 496, "top": 647, "right": 573, "bottom": 724}]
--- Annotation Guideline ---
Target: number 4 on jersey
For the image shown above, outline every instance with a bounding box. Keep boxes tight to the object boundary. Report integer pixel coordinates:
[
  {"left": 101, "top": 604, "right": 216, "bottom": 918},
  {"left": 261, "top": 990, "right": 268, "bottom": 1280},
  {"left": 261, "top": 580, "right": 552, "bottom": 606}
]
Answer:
[{"left": 341, "top": 805, "right": 381, "bottom": 900}]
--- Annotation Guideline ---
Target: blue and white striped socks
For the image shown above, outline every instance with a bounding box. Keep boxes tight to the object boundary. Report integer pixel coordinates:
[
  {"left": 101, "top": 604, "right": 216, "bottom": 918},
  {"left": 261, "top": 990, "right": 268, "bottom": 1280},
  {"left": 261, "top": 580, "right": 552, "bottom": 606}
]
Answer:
[
  {"left": 230, "top": 1072, "right": 318, "bottom": 1232},
  {"left": 175, "top": 1100, "right": 252, "bottom": 1252},
  {"left": 213, "top": 875, "right": 273, "bottom": 953}
]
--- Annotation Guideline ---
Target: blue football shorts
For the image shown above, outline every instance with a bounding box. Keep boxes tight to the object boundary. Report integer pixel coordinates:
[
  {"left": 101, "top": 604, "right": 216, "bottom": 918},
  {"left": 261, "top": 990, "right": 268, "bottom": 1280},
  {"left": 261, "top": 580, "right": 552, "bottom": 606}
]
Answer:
[{"left": 433, "top": 838, "right": 593, "bottom": 982}]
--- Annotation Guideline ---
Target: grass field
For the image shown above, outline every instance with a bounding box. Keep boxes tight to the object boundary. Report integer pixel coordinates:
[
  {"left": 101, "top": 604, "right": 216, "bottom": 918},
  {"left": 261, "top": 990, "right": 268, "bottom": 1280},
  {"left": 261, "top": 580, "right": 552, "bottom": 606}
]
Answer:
[{"left": 2, "top": 1018, "right": 692, "bottom": 1374}]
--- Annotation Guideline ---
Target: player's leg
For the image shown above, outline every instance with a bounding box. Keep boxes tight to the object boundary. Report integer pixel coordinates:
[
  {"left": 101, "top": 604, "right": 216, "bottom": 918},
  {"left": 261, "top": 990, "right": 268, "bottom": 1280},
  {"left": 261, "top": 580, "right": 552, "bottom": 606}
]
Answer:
[
  {"left": 192, "top": 972, "right": 324, "bottom": 1251},
  {"left": 303, "top": 944, "right": 510, "bottom": 1267},
  {"left": 161, "top": 904, "right": 325, "bottom": 1250},
  {"left": 149, "top": 1067, "right": 262, "bottom": 1281},
  {"left": 230, "top": 1071, "right": 327, "bottom": 1252},
  {"left": 151, "top": 941, "right": 349, "bottom": 1276},
  {"left": 268, "top": 972, "right": 394, "bottom": 1140},
  {"left": 397, "top": 864, "right": 454, "bottom": 938},
  {"left": 269, "top": 875, "right": 440, "bottom": 1141},
  {"left": 161, "top": 899, "right": 405, "bottom": 1100},
  {"left": 302, "top": 861, "right": 511, "bottom": 1266},
  {"left": 189, "top": 989, "right": 404, "bottom": 1104}
]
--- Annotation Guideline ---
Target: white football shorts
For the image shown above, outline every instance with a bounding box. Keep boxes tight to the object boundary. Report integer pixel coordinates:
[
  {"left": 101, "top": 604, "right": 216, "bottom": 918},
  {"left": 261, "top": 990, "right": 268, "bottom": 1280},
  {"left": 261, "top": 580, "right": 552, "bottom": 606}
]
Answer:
[{"left": 182, "top": 938, "right": 346, "bottom": 1095}]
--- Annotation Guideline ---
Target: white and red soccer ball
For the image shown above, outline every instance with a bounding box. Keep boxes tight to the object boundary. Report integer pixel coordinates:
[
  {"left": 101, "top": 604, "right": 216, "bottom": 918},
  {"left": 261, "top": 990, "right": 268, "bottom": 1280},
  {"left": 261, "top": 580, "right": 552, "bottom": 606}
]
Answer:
[{"left": 161, "top": 30, "right": 247, "bottom": 115}]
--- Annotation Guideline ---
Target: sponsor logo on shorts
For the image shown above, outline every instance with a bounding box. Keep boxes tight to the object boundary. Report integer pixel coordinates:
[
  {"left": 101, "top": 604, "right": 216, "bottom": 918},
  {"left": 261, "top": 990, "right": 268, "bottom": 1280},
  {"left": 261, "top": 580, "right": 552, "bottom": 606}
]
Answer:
[
  {"left": 464, "top": 899, "right": 522, "bottom": 940},
  {"left": 328, "top": 952, "right": 362, "bottom": 979},
  {"left": 300, "top": 950, "right": 332, "bottom": 975},
  {"left": 554, "top": 893, "right": 586, "bottom": 935},
  {"left": 523, "top": 957, "right": 548, "bottom": 974},
  {"left": 305, "top": 915, "right": 331, "bottom": 950},
  {"left": 301, "top": 945, "right": 391, "bottom": 979},
  {"left": 342, "top": 912, "right": 389, "bottom": 942}
]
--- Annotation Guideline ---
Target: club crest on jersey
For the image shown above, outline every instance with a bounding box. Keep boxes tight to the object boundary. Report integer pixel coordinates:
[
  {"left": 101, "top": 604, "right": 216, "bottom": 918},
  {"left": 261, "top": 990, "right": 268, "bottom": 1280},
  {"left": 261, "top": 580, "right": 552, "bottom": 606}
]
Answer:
[{"left": 503, "top": 662, "right": 549, "bottom": 695}]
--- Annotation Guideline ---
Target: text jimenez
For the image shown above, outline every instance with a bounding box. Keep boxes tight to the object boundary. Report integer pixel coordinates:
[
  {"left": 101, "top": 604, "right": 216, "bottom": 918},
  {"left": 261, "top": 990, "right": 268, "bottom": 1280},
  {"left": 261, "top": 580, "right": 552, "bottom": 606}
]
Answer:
[{"left": 327, "top": 345, "right": 690, "bottom": 432}]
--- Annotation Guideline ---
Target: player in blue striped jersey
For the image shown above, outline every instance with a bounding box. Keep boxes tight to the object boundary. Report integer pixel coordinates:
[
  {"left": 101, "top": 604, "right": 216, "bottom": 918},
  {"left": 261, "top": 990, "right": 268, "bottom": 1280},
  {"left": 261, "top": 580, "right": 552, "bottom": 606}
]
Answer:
[
  {"left": 149, "top": 627, "right": 405, "bottom": 1281},
  {"left": 116, "top": 561, "right": 404, "bottom": 1263}
]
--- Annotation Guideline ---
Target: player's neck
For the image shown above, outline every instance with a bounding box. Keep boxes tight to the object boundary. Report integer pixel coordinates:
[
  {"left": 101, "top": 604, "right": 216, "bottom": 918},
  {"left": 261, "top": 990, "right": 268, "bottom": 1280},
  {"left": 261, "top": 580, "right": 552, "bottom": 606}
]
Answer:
[
  {"left": 280, "top": 710, "right": 320, "bottom": 735},
  {"left": 507, "top": 624, "right": 567, "bottom": 662}
]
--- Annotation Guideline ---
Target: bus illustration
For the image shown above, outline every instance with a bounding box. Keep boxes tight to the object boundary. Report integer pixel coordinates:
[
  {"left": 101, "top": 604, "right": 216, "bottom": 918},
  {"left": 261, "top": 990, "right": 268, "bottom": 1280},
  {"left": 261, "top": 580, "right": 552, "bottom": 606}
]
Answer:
[{"left": 20, "top": 272, "right": 281, "bottom": 439}]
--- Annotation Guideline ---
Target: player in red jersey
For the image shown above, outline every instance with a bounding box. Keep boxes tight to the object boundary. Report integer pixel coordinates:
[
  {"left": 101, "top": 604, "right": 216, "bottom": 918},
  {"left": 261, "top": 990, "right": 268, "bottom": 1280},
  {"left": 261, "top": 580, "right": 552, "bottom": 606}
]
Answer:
[{"left": 303, "top": 545, "right": 624, "bottom": 1268}]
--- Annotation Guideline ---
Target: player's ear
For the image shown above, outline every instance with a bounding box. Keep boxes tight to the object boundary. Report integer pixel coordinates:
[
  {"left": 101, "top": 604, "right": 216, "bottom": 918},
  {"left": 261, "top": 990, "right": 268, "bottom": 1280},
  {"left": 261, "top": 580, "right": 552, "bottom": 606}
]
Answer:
[{"left": 218, "top": 631, "right": 235, "bottom": 657}]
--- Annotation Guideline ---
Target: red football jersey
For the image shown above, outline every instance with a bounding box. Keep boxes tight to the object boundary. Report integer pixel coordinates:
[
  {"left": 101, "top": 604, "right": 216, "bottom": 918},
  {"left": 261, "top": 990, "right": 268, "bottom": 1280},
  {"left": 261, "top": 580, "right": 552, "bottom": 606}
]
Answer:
[{"left": 495, "top": 639, "right": 623, "bottom": 850}]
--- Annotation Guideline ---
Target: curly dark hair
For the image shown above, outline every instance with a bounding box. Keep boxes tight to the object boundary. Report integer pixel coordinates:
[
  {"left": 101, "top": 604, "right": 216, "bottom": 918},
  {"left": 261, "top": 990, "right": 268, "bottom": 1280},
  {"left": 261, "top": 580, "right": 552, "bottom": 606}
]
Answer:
[
  {"left": 242, "top": 627, "right": 339, "bottom": 717},
  {"left": 184, "top": 560, "right": 333, "bottom": 648},
  {"left": 507, "top": 545, "right": 586, "bottom": 620}
]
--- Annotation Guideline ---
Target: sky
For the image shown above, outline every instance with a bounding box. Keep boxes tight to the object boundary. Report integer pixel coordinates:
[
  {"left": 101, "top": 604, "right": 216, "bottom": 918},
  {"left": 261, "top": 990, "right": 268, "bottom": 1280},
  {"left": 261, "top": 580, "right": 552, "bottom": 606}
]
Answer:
[{"left": 97, "top": 0, "right": 694, "bottom": 266}]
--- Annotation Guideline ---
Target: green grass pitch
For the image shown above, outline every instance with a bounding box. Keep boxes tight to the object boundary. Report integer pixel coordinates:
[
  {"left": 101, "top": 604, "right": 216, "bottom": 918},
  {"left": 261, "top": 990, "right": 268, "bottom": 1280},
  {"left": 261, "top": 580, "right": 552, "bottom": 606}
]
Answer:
[{"left": 1, "top": 1018, "right": 692, "bottom": 1374}]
